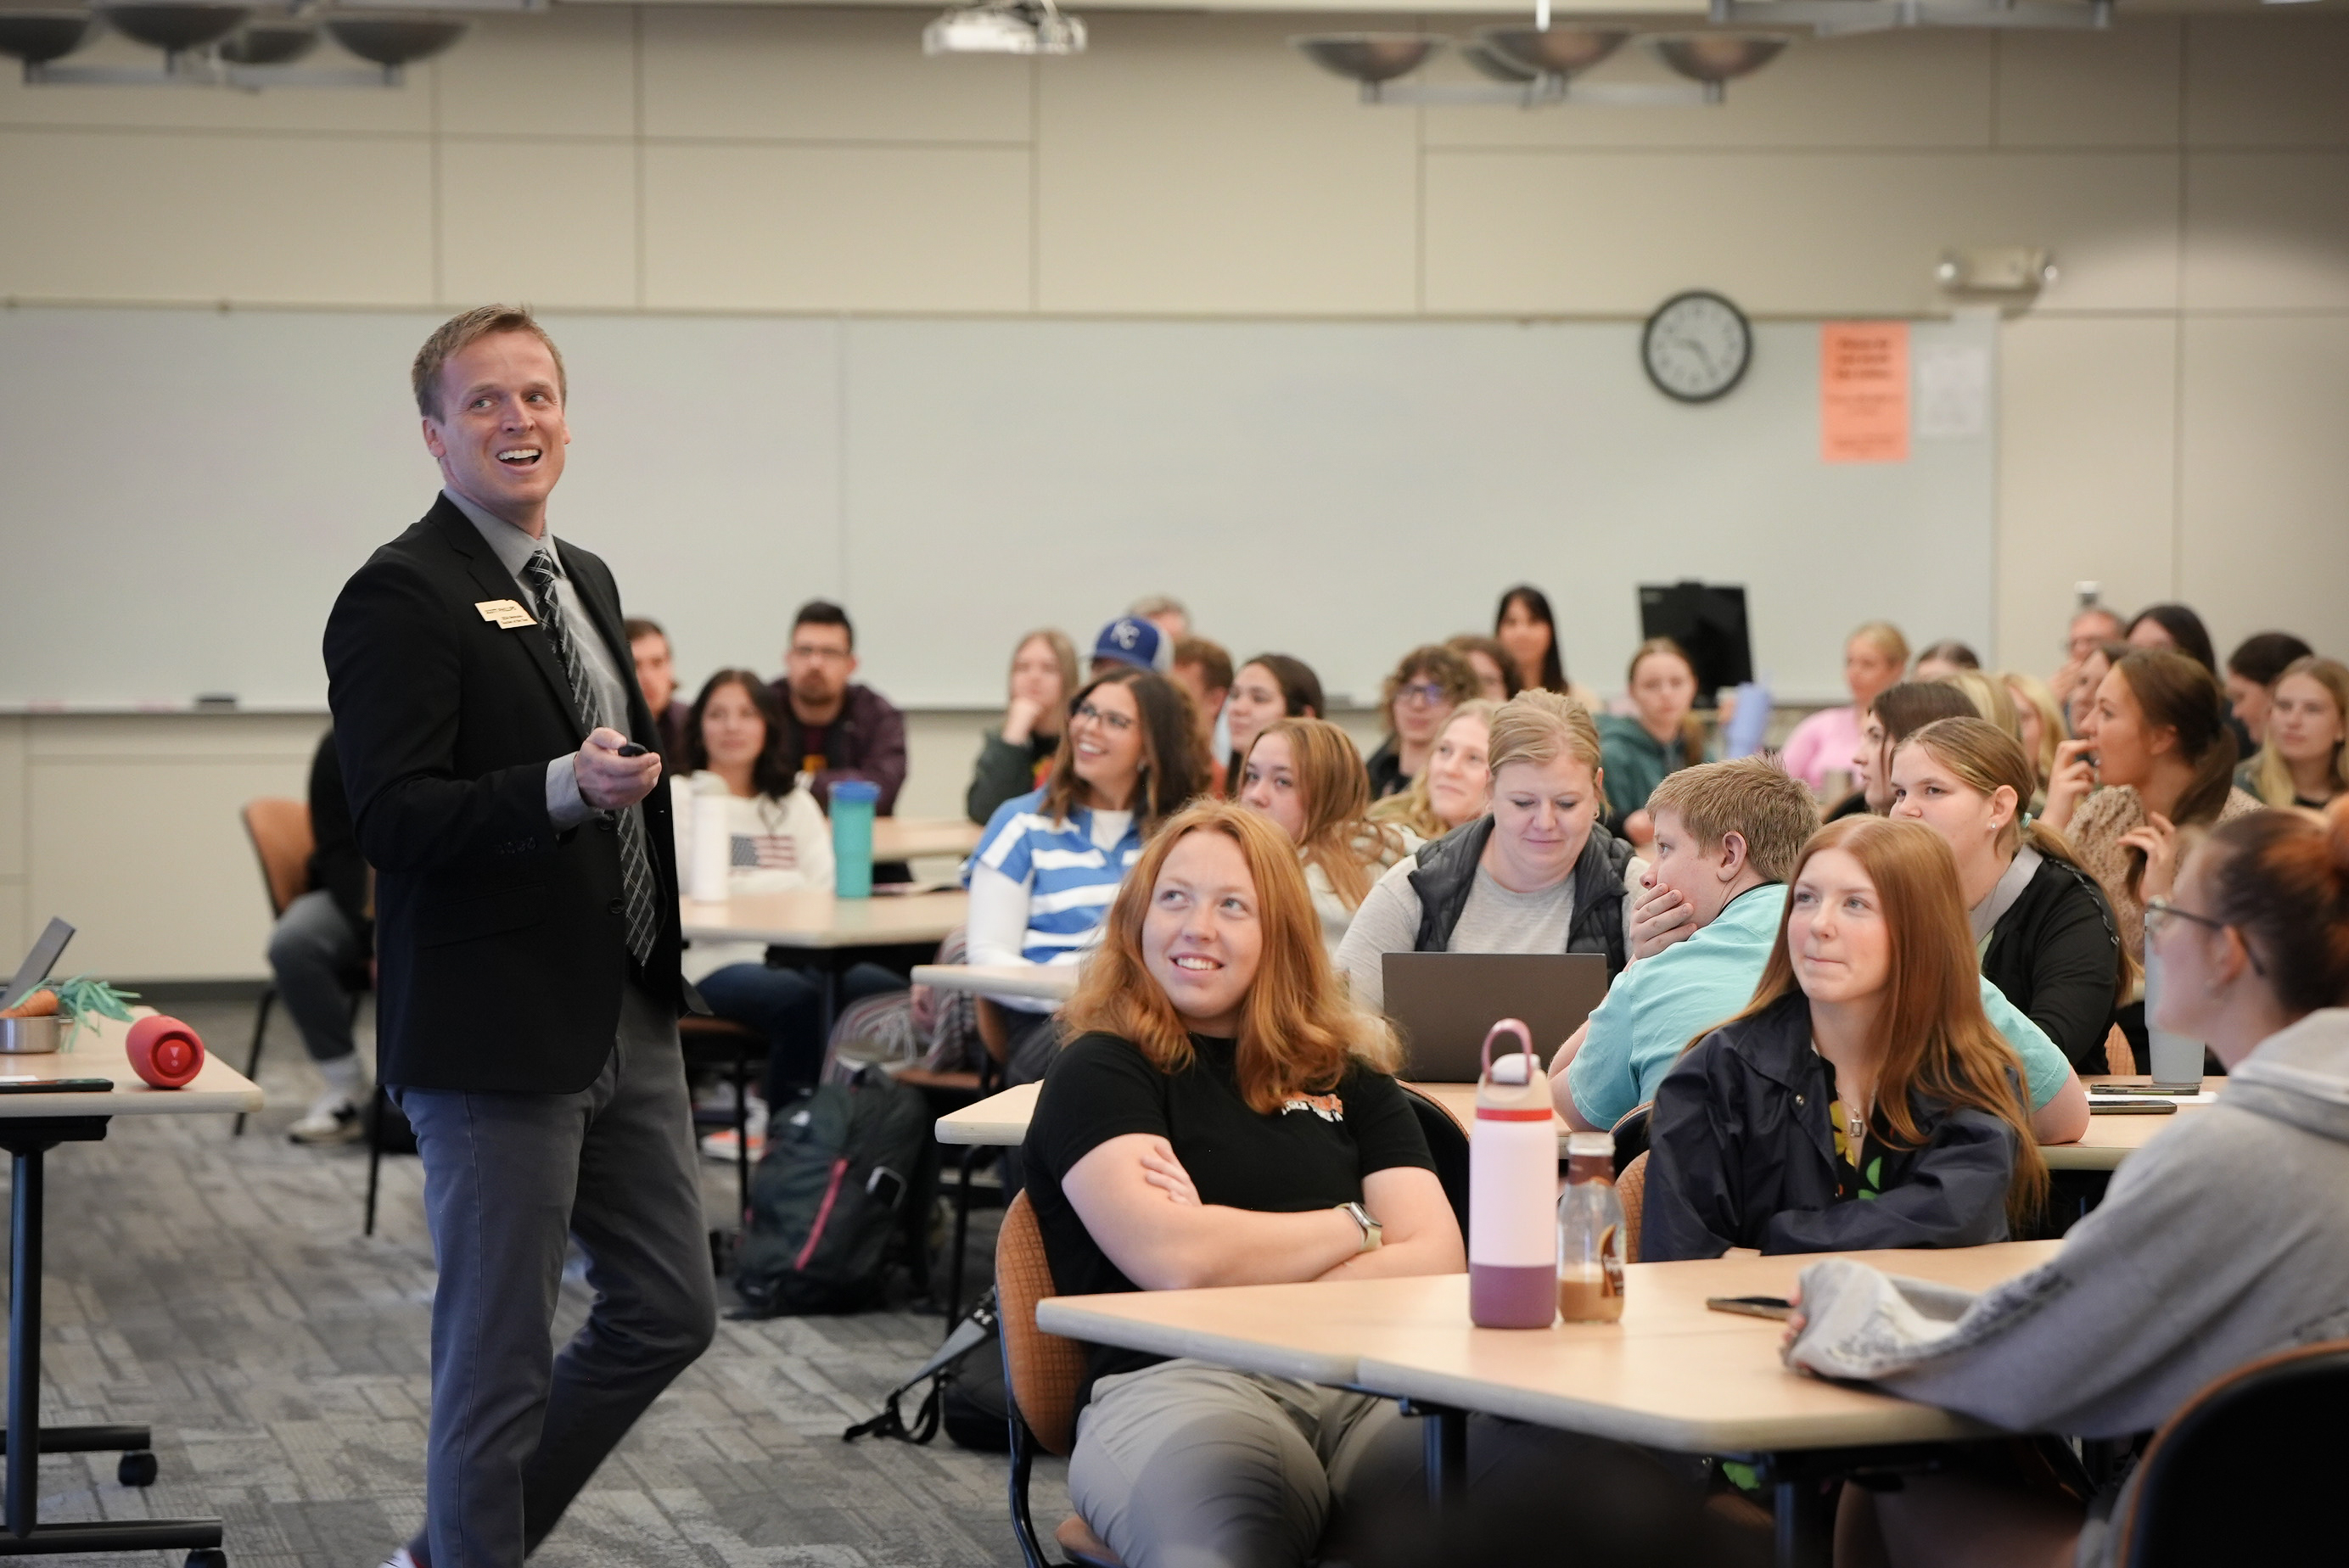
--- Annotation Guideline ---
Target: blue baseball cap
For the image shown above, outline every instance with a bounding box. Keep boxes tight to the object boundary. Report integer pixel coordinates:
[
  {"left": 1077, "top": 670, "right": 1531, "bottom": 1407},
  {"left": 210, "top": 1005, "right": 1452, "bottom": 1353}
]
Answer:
[{"left": 1091, "top": 616, "right": 1170, "bottom": 673}]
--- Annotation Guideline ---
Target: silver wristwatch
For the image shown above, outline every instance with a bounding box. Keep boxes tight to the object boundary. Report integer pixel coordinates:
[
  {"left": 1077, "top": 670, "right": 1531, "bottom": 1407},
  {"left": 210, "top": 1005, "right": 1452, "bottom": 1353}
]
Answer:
[{"left": 1337, "top": 1201, "right": 1383, "bottom": 1252}]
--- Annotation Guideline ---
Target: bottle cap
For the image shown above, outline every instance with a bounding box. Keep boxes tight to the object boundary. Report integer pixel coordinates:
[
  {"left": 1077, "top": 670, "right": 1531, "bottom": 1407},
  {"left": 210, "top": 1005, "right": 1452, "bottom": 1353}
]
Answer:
[
  {"left": 830, "top": 780, "right": 881, "bottom": 804},
  {"left": 1565, "top": 1131, "right": 1614, "bottom": 1159}
]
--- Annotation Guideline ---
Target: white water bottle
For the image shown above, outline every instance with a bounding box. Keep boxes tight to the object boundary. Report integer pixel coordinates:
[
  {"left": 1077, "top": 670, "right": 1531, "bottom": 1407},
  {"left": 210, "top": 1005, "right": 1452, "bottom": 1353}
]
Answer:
[
  {"left": 2144, "top": 947, "right": 2204, "bottom": 1088},
  {"left": 1470, "top": 1019, "right": 1560, "bottom": 1329},
  {"left": 689, "top": 783, "right": 732, "bottom": 904}
]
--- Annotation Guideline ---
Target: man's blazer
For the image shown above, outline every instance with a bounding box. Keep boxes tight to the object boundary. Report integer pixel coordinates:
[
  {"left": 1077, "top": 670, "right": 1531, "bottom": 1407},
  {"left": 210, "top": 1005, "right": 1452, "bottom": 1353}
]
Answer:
[{"left": 324, "top": 496, "right": 686, "bottom": 1094}]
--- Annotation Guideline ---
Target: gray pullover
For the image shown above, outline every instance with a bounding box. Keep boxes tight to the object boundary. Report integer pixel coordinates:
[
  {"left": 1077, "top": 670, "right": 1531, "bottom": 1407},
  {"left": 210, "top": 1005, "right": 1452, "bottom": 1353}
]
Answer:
[{"left": 1784, "top": 1007, "right": 2349, "bottom": 1560}]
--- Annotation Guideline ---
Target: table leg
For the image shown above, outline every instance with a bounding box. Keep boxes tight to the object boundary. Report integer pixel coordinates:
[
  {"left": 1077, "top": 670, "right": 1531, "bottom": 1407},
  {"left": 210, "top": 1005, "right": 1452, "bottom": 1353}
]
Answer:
[
  {"left": 1772, "top": 1472, "right": 1833, "bottom": 1568},
  {"left": 0, "top": 1118, "right": 226, "bottom": 1559},
  {"left": 943, "top": 1146, "right": 974, "bottom": 1323},
  {"left": 1400, "top": 1401, "right": 1468, "bottom": 1521}
]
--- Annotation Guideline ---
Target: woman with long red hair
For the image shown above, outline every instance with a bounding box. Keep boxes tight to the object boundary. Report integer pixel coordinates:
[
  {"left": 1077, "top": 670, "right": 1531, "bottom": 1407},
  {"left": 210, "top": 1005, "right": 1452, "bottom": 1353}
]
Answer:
[
  {"left": 1023, "top": 800, "right": 1461, "bottom": 1565},
  {"left": 1643, "top": 815, "right": 2049, "bottom": 1260}
]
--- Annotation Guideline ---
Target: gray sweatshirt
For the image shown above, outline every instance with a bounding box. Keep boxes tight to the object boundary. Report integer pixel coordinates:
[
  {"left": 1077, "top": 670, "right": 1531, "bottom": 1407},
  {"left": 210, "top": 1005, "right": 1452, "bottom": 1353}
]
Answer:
[{"left": 1786, "top": 1008, "right": 2349, "bottom": 1560}]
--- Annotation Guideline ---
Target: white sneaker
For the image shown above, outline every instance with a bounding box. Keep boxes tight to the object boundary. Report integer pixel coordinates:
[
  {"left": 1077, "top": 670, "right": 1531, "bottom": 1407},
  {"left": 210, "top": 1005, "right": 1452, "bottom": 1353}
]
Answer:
[
  {"left": 288, "top": 1090, "right": 364, "bottom": 1145},
  {"left": 379, "top": 1548, "right": 420, "bottom": 1568}
]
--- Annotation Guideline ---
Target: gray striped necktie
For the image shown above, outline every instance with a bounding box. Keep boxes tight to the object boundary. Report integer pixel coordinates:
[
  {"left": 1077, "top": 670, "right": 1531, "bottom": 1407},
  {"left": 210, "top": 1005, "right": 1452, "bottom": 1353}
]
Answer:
[{"left": 520, "top": 551, "right": 660, "bottom": 968}]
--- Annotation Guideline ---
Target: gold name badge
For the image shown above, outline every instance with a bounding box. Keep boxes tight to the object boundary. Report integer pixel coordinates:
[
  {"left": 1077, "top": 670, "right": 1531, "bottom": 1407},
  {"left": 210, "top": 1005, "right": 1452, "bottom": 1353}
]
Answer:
[{"left": 475, "top": 599, "right": 537, "bottom": 630}]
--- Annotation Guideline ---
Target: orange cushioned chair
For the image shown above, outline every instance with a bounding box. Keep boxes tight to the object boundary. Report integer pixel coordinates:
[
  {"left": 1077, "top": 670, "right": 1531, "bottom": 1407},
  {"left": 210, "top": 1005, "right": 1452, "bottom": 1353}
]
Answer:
[
  {"left": 237, "top": 798, "right": 317, "bottom": 1138},
  {"left": 996, "top": 1190, "right": 1123, "bottom": 1568}
]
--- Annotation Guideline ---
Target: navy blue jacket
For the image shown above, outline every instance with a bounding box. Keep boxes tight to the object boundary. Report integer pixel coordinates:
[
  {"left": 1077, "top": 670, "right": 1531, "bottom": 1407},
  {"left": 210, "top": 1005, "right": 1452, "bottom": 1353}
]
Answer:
[{"left": 1641, "top": 992, "right": 2022, "bottom": 1261}]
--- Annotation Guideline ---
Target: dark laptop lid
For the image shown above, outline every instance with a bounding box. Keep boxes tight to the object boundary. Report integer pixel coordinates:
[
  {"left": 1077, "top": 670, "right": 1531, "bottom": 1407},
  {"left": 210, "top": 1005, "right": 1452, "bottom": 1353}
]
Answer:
[{"left": 1379, "top": 952, "right": 1611, "bottom": 1084}]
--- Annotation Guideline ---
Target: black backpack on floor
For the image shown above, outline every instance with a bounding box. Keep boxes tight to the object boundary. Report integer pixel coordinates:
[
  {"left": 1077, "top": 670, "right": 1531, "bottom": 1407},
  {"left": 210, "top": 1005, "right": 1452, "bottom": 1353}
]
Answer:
[{"left": 735, "top": 1068, "right": 933, "bottom": 1316}]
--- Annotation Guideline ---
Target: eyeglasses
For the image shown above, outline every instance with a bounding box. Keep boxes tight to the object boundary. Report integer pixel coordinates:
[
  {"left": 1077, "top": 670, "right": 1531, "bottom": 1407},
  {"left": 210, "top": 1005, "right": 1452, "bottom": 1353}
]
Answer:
[
  {"left": 2144, "top": 897, "right": 2265, "bottom": 974},
  {"left": 1397, "top": 681, "right": 1449, "bottom": 707},
  {"left": 789, "top": 644, "right": 851, "bottom": 663},
  {"left": 1074, "top": 701, "right": 1135, "bottom": 733}
]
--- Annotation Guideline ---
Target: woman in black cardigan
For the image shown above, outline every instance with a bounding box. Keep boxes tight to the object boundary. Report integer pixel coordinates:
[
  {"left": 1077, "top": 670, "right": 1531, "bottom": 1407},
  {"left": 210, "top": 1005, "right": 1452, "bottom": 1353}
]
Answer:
[{"left": 1889, "top": 717, "right": 2128, "bottom": 1072}]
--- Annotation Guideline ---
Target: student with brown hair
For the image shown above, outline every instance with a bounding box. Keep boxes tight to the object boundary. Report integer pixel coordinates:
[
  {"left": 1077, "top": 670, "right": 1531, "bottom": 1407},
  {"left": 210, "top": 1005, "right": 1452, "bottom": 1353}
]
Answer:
[
  {"left": 2223, "top": 630, "right": 2315, "bottom": 748},
  {"left": 1785, "top": 801, "right": 2349, "bottom": 1568},
  {"left": 1026, "top": 801, "right": 1462, "bottom": 1566},
  {"left": 1596, "top": 637, "right": 1705, "bottom": 829},
  {"left": 1363, "top": 643, "right": 1480, "bottom": 801},
  {"left": 1912, "top": 640, "right": 1981, "bottom": 680},
  {"left": 624, "top": 616, "right": 690, "bottom": 763},
  {"left": 1890, "top": 718, "right": 2126, "bottom": 1071},
  {"left": 1447, "top": 634, "right": 1518, "bottom": 703},
  {"left": 967, "top": 666, "right": 1210, "bottom": 1081},
  {"left": 1337, "top": 691, "right": 1642, "bottom": 1011},
  {"left": 1236, "top": 718, "right": 1416, "bottom": 956},
  {"left": 1494, "top": 584, "right": 1569, "bottom": 694},
  {"left": 1642, "top": 815, "right": 2050, "bottom": 1262},
  {"left": 2042, "top": 648, "right": 2259, "bottom": 964},
  {"left": 1169, "top": 636, "right": 1234, "bottom": 790},
  {"left": 1369, "top": 701, "right": 1497, "bottom": 843},
  {"left": 1223, "top": 653, "right": 1324, "bottom": 798},
  {"left": 2124, "top": 601, "right": 2219, "bottom": 674},
  {"left": 1847, "top": 680, "right": 1977, "bottom": 816},
  {"left": 2241, "top": 655, "right": 2349, "bottom": 810},
  {"left": 966, "top": 628, "right": 1080, "bottom": 825}
]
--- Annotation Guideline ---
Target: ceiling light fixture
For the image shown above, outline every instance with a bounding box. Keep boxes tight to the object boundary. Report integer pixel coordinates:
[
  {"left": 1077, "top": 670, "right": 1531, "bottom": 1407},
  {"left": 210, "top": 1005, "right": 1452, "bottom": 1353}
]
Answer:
[
  {"left": 1293, "top": 25, "right": 1789, "bottom": 108},
  {"left": 924, "top": 0, "right": 1085, "bottom": 57},
  {"left": 17, "top": 5, "right": 475, "bottom": 88}
]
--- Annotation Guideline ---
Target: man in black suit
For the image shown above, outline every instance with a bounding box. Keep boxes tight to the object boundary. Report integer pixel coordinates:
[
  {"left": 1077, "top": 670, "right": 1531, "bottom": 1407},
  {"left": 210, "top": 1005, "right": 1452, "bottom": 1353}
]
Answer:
[{"left": 325, "top": 306, "right": 715, "bottom": 1568}]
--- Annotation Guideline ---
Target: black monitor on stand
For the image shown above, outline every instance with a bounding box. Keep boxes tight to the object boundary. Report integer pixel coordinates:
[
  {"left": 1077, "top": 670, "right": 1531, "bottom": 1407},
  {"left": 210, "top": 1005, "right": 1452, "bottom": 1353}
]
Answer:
[{"left": 1637, "top": 582, "right": 1752, "bottom": 708}]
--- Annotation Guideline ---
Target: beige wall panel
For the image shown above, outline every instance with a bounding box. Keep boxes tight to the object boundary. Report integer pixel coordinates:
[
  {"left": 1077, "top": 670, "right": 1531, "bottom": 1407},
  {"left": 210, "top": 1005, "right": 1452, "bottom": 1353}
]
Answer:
[
  {"left": 2184, "top": 16, "right": 2349, "bottom": 148},
  {"left": 0, "top": 132, "right": 432, "bottom": 304},
  {"left": 641, "top": 8, "right": 1031, "bottom": 143},
  {"left": 0, "top": 879, "right": 22, "bottom": 979},
  {"left": 0, "top": 32, "right": 431, "bottom": 134},
  {"left": 2183, "top": 152, "right": 2349, "bottom": 311},
  {"left": 440, "top": 138, "right": 639, "bottom": 308},
  {"left": 437, "top": 8, "right": 639, "bottom": 139},
  {"left": 900, "top": 709, "right": 989, "bottom": 822},
  {"left": 642, "top": 143, "right": 1030, "bottom": 311},
  {"left": 2178, "top": 314, "right": 2349, "bottom": 660},
  {"left": 1420, "top": 30, "right": 1994, "bottom": 152},
  {"left": 0, "top": 720, "right": 22, "bottom": 880},
  {"left": 24, "top": 714, "right": 326, "bottom": 763},
  {"left": 1035, "top": 14, "right": 1417, "bottom": 314},
  {"left": 1994, "top": 315, "right": 2178, "bottom": 672},
  {"left": 1994, "top": 22, "right": 2181, "bottom": 148},
  {"left": 1422, "top": 149, "right": 2179, "bottom": 316}
]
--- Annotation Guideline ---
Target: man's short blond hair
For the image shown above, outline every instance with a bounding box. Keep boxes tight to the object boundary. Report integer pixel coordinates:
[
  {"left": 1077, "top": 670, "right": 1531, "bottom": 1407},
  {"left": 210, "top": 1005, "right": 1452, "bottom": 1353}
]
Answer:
[
  {"left": 1485, "top": 689, "right": 1602, "bottom": 778},
  {"left": 1646, "top": 756, "right": 1820, "bottom": 883},
  {"left": 412, "top": 305, "right": 567, "bottom": 421}
]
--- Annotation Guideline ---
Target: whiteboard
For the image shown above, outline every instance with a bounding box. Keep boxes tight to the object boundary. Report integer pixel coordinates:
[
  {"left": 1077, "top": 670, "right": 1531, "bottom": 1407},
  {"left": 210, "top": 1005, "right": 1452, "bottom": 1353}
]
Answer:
[{"left": 0, "top": 307, "right": 1993, "bottom": 709}]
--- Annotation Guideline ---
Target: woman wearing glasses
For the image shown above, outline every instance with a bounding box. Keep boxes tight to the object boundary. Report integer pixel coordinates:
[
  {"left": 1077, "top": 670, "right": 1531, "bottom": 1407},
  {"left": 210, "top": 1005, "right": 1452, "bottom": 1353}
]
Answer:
[
  {"left": 1363, "top": 644, "right": 1479, "bottom": 801},
  {"left": 967, "top": 666, "right": 1211, "bottom": 1084},
  {"left": 1337, "top": 691, "right": 1642, "bottom": 1011},
  {"left": 1783, "top": 799, "right": 2349, "bottom": 1568}
]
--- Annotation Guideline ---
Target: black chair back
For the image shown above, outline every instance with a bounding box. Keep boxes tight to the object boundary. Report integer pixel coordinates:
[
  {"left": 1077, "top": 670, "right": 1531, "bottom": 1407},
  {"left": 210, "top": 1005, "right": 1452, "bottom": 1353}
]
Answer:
[
  {"left": 1609, "top": 1102, "right": 1652, "bottom": 1176},
  {"left": 2118, "top": 1339, "right": 2349, "bottom": 1567},
  {"left": 1399, "top": 1085, "right": 1472, "bottom": 1235}
]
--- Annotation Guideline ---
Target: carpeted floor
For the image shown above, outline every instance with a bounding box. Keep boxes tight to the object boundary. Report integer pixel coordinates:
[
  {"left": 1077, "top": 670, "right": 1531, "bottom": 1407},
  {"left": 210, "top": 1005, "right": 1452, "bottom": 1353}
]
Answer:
[{"left": 4, "top": 994, "right": 1061, "bottom": 1567}]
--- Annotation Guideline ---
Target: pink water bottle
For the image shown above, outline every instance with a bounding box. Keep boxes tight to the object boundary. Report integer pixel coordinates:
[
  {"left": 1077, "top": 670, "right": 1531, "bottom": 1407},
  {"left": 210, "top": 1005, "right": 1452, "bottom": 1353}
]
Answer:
[{"left": 1470, "top": 1019, "right": 1559, "bottom": 1329}]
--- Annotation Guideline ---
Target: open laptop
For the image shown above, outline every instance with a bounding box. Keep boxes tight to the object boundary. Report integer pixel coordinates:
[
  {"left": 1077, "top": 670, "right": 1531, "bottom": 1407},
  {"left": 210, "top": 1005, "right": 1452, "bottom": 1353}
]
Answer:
[{"left": 1380, "top": 952, "right": 1612, "bottom": 1084}]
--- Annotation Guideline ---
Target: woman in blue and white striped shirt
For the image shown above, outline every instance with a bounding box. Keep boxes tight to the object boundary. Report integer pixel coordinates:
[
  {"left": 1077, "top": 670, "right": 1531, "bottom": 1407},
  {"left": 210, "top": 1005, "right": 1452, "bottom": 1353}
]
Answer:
[{"left": 968, "top": 665, "right": 1212, "bottom": 1082}]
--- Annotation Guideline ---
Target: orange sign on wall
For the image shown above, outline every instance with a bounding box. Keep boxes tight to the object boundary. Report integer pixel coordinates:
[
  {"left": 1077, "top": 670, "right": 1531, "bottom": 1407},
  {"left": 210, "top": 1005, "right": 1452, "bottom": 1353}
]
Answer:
[{"left": 1820, "top": 322, "right": 1910, "bottom": 464}]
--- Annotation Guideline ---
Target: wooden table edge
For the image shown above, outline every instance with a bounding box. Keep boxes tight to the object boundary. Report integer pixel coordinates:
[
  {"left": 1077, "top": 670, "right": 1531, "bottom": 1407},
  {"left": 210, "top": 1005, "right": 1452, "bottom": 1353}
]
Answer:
[{"left": 1035, "top": 1298, "right": 1364, "bottom": 1389}]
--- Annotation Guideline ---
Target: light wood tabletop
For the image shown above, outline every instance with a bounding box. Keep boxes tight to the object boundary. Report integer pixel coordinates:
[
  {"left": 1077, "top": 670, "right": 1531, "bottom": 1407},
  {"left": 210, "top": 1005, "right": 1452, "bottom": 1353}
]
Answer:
[
  {"left": 911, "top": 964, "right": 1080, "bottom": 1004},
  {"left": 0, "top": 1009, "right": 262, "bottom": 1117},
  {"left": 679, "top": 888, "right": 968, "bottom": 949},
  {"left": 1039, "top": 1240, "right": 2060, "bottom": 1454},
  {"left": 872, "top": 816, "right": 984, "bottom": 863},
  {"left": 2046, "top": 1075, "right": 2223, "bottom": 1171}
]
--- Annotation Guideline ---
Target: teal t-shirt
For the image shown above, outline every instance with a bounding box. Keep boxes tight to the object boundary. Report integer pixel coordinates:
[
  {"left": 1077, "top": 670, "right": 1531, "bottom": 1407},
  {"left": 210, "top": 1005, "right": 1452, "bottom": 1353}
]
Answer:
[
  {"left": 1565, "top": 882, "right": 2071, "bottom": 1129},
  {"left": 1595, "top": 713, "right": 1683, "bottom": 824}
]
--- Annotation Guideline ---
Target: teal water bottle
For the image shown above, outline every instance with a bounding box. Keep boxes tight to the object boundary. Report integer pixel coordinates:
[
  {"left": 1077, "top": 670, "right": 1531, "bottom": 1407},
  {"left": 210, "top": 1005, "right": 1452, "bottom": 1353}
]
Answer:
[{"left": 830, "top": 780, "right": 878, "bottom": 899}]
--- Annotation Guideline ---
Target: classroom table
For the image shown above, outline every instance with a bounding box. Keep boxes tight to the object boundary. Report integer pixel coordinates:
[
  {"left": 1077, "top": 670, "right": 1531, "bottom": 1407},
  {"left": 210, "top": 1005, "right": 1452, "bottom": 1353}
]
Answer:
[
  {"left": 680, "top": 887, "right": 969, "bottom": 1038},
  {"left": 870, "top": 816, "right": 983, "bottom": 864},
  {"left": 908, "top": 963, "right": 1079, "bottom": 1005},
  {"left": 2047, "top": 1075, "right": 2223, "bottom": 1172},
  {"left": 0, "top": 1009, "right": 262, "bottom": 1562},
  {"left": 1040, "top": 1240, "right": 2060, "bottom": 1568}
]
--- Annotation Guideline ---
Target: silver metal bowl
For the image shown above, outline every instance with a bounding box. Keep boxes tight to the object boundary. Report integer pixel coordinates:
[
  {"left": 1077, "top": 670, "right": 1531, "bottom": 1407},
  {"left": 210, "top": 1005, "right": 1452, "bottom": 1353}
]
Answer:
[
  {"left": 1477, "top": 26, "right": 1627, "bottom": 79},
  {"left": 1649, "top": 32, "right": 1791, "bottom": 84},
  {"left": 0, "top": 1015, "right": 62, "bottom": 1055},
  {"left": 220, "top": 21, "right": 318, "bottom": 65},
  {"left": 324, "top": 16, "right": 468, "bottom": 68},
  {"left": 1460, "top": 42, "right": 1540, "bottom": 85},
  {"left": 1291, "top": 33, "right": 1446, "bottom": 86}
]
